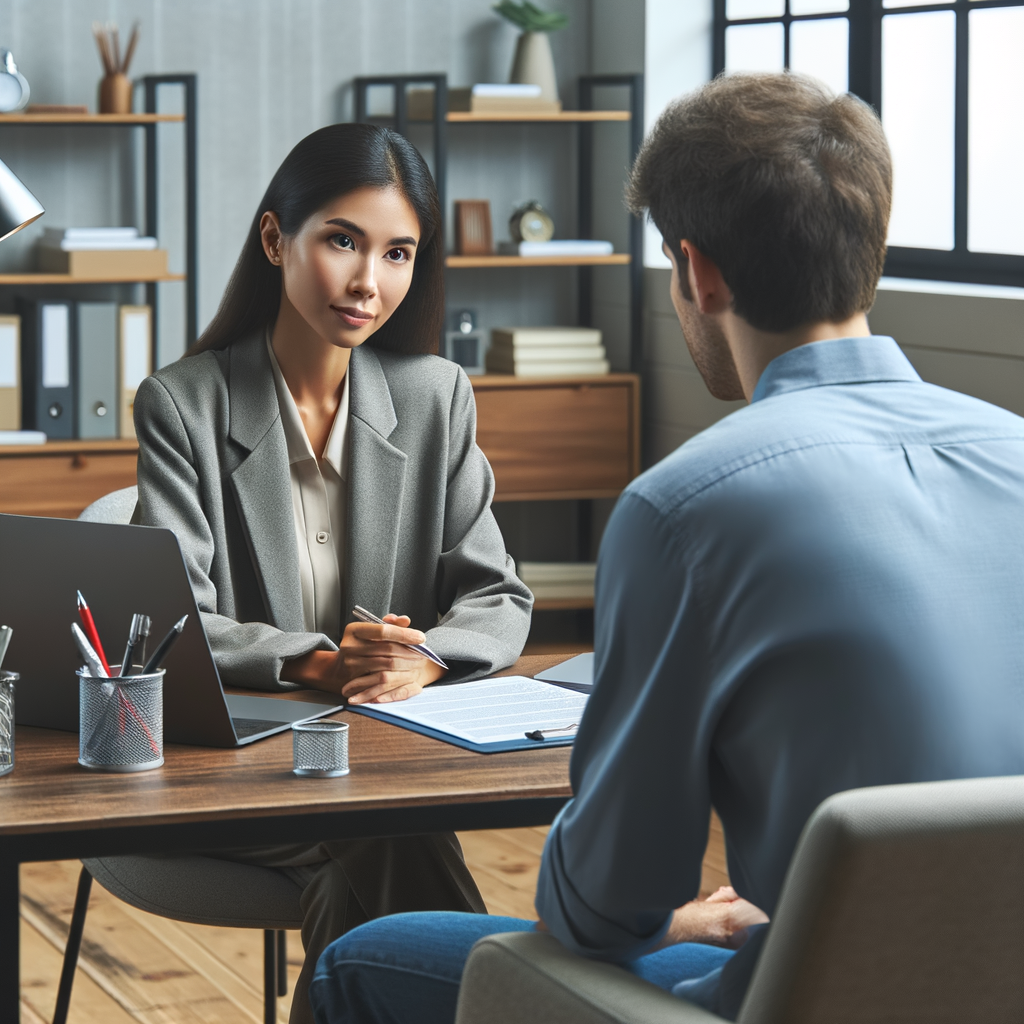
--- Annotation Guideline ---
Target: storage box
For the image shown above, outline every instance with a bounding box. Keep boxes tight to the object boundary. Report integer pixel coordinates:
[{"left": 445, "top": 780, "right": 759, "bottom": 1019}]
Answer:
[{"left": 37, "top": 247, "right": 169, "bottom": 280}]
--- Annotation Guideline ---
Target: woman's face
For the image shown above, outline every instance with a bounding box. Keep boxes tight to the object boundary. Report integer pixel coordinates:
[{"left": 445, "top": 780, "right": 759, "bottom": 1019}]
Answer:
[{"left": 262, "top": 185, "right": 421, "bottom": 349}]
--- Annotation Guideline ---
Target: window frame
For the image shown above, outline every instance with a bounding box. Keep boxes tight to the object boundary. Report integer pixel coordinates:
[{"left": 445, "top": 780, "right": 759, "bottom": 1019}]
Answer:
[{"left": 712, "top": 0, "right": 1024, "bottom": 288}]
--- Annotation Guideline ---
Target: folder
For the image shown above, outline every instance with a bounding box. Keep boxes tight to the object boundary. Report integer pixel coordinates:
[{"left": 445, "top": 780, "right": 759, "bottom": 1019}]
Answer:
[
  {"left": 118, "top": 305, "right": 152, "bottom": 440},
  {"left": 17, "top": 299, "right": 76, "bottom": 439},
  {"left": 76, "top": 303, "right": 118, "bottom": 439},
  {"left": 0, "top": 315, "right": 19, "bottom": 431}
]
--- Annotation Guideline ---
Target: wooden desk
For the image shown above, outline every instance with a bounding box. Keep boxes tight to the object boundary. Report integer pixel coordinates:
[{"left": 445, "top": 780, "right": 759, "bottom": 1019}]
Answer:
[{"left": 0, "top": 654, "right": 573, "bottom": 1019}]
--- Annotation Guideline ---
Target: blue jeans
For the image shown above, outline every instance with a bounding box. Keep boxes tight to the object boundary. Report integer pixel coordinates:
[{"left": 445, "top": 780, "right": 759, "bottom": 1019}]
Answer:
[{"left": 309, "top": 912, "right": 735, "bottom": 1024}]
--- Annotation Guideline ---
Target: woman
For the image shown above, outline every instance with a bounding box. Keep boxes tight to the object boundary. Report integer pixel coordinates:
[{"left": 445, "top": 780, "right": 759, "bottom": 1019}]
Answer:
[{"left": 133, "top": 123, "right": 533, "bottom": 1024}]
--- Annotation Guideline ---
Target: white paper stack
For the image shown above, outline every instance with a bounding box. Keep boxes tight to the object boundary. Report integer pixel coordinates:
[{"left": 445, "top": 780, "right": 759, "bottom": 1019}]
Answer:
[
  {"left": 497, "top": 239, "right": 614, "bottom": 257},
  {"left": 518, "top": 562, "right": 596, "bottom": 602},
  {"left": 486, "top": 326, "right": 610, "bottom": 376},
  {"left": 42, "top": 227, "right": 158, "bottom": 251}
]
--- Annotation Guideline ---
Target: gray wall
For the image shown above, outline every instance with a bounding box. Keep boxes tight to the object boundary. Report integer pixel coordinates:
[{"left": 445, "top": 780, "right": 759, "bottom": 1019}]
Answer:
[{"left": 0, "top": 0, "right": 597, "bottom": 365}]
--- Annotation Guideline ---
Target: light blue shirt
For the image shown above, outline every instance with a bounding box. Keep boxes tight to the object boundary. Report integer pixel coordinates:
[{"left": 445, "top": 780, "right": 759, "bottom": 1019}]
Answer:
[{"left": 536, "top": 336, "right": 1024, "bottom": 996}]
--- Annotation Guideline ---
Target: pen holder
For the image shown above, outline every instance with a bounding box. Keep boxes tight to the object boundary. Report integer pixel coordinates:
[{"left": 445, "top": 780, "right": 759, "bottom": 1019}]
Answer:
[
  {"left": 78, "top": 667, "right": 164, "bottom": 772},
  {"left": 0, "top": 671, "right": 17, "bottom": 777},
  {"left": 293, "top": 719, "right": 349, "bottom": 777}
]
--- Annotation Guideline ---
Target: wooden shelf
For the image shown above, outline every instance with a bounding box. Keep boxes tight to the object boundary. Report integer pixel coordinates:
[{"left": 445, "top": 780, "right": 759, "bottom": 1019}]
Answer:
[
  {"left": 533, "top": 597, "right": 594, "bottom": 611},
  {"left": 0, "top": 272, "right": 186, "bottom": 285},
  {"left": 446, "top": 253, "right": 630, "bottom": 268},
  {"left": 0, "top": 113, "right": 184, "bottom": 125},
  {"left": 446, "top": 110, "right": 630, "bottom": 123},
  {"left": 0, "top": 438, "right": 138, "bottom": 457}
]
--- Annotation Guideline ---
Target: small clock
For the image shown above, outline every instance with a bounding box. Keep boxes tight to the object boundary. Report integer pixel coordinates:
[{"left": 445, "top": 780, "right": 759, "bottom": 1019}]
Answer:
[
  {"left": 0, "top": 51, "right": 30, "bottom": 113},
  {"left": 509, "top": 201, "right": 554, "bottom": 244}
]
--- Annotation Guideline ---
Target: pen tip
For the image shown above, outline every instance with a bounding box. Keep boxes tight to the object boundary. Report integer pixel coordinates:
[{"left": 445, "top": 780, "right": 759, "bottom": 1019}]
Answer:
[
  {"left": 175, "top": 614, "right": 188, "bottom": 631},
  {"left": 77, "top": 590, "right": 85, "bottom": 606}
]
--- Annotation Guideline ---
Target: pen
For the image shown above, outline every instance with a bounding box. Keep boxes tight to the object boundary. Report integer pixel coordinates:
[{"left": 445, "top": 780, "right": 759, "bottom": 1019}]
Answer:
[
  {"left": 351, "top": 606, "right": 448, "bottom": 670},
  {"left": 77, "top": 590, "right": 112, "bottom": 677},
  {"left": 525, "top": 724, "right": 579, "bottom": 741},
  {"left": 0, "top": 624, "right": 11, "bottom": 671},
  {"left": 72, "top": 622, "right": 109, "bottom": 678},
  {"left": 142, "top": 615, "right": 188, "bottom": 674},
  {"left": 120, "top": 613, "right": 151, "bottom": 677}
]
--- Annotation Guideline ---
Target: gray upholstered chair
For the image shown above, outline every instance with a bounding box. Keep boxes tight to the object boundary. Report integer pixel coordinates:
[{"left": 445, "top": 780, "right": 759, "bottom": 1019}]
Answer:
[
  {"left": 54, "top": 488, "right": 304, "bottom": 1024},
  {"left": 455, "top": 775, "right": 1024, "bottom": 1024}
]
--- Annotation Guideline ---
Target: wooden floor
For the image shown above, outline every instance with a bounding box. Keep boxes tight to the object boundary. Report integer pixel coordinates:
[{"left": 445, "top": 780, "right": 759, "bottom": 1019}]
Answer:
[{"left": 20, "top": 820, "right": 727, "bottom": 1022}]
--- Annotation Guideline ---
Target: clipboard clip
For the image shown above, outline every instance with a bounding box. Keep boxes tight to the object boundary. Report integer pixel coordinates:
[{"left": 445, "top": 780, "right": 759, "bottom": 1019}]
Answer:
[{"left": 525, "top": 723, "right": 579, "bottom": 741}]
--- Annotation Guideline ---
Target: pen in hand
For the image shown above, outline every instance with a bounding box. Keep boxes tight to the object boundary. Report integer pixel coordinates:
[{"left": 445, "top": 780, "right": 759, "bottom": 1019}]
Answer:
[{"left": 351, "top": 606, "right": 448, "bottom": 670}]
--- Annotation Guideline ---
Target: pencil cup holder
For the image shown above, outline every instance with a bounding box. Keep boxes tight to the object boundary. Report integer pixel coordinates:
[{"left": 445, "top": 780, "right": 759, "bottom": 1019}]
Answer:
[
  {"left": 0, "top": 672, "right": 17, "bottom": 777},
  {"left": 293, "top": 719, "right": 349, "bottom": 777},
  {"left": 78, "top": 667, "right": 164, "bottom": 772}
]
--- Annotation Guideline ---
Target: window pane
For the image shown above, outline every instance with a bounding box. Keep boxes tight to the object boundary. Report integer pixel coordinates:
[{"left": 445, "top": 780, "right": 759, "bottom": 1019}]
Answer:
[
  {"left": 882, "top": 11, "right": 956, "bottom": 250},
  {"left": 790, "top": 0, "right": 848, "bottom": 14},
  {"left": 725, "top": 23, "right": 785, "bottom": 73},
  {"left": 790, "top": 18, "right": 849, "bottom": 94},
  {"left": 968, "top": 7, "right": 1024, "bottom": 255},
  {"left": 726, "top": 0, "right": 784, "bottom": 19}
]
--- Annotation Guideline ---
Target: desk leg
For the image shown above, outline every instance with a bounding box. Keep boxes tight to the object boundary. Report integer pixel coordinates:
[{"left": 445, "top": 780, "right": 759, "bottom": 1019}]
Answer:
[{"left": 0, "top": 859, "right": 18, "bottom": 1022}]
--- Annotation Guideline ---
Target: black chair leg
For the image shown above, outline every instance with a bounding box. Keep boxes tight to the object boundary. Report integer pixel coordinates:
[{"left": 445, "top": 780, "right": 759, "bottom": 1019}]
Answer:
[
  {"left": 53, "top": 866, "right": 93, "bottom": 1024},
  {"left": 264, "top": 928, "right": 277, "bottom": 1024},
  {"left": 277, "top": 929, "right": 287, "bottom": 996}
]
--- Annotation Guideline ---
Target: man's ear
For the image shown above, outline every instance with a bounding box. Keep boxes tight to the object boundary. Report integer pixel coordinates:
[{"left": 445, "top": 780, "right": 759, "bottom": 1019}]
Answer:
[{"left": 680, "top": 240, "right": 731, "bottom": 316}]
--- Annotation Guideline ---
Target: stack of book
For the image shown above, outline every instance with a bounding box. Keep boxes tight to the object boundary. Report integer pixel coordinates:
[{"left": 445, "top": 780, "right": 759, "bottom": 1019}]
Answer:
[
  {"left": 497, "top": 240, "right": 614, "bottom": 258},
  {"left": 37, "top": 227, "right": 168, "bottom": 279},
  {"left": 486, "top": 326, "right": 610, "bottom": 377},
  {"left": 518, "top": 562, "right": 596, "bottom": 603},
  {"left": 409, "top": 83, "right": 561, "bottom": 118}
]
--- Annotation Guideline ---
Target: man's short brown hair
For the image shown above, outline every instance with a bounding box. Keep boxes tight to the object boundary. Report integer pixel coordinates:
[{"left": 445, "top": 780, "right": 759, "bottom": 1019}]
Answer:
[{"left": 627, "top": 72, "right": 892, "bottom": 333}]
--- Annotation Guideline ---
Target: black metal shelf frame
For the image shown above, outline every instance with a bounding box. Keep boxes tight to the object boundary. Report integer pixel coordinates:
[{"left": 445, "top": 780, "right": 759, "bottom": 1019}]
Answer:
[{"left": 353, "top": 73, "right": 645, "bottom": 372}]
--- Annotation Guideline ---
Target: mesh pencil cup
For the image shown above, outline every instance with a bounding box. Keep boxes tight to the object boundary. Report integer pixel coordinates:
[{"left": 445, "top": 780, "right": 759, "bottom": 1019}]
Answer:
[
  {"left": 78, "top": 667, "right": 164, "bottom": 772},
  {"left": 293, "top": 719, "right": 349, "bottom": 777},
  {"left": 0, "top": 671, "right": 17, "bottom": 777}
]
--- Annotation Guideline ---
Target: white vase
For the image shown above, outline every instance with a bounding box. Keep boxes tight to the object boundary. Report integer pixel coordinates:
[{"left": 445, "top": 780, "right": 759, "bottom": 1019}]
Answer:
[{"left": 510, "top": 31, "right": 559, "bottom": 103}]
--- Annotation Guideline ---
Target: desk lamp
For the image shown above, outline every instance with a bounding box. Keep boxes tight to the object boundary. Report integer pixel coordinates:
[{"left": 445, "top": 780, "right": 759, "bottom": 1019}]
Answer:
[{"left": 0, "top": 157, "right": 44, "bottom": 242}]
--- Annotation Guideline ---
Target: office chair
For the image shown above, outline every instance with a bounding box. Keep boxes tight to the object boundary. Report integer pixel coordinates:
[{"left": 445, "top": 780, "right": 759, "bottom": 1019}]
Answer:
[
  {"left": 54, "top": 486, "right": 303, "bottom": 1024},
  {"left": 456, "top": 775, "right": 1024, "bottom": 1024}
]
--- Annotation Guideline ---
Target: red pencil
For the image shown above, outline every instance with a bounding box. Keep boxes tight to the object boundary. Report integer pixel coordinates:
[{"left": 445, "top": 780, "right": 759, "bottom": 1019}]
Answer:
[{"left": 76, "top": 590, "right": 112, "bottom": 677}]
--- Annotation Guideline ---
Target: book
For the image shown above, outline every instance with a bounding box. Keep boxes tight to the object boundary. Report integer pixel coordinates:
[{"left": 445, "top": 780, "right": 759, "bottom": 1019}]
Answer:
[
  {"left": 497, "top": 239, "right": 614, "bottom": 257},
  {"left": 488, "top": 343, "right": 606, "bottom": 362},
  {"left": 43, "top": 227, "right": 155, "bottom": 249},
  {"left": 408, "top": 85, "right": 561, "bottom": 119},
  {"left": 43, "top": 237, "right": 158, "bottom": 251},
  {"left": 36, "top": 247, "right": 169, "bottom": 279},
  {"left": 76, "top": 303, "right": 118, "bottom": 439},
  {"left": 17, "top": 299, "right": 75, "bottom": 439},
  {"left": 490, "top": 326, "right": 603, "bottom": 348},
  {"left": 485, "top": 354, "right": 611, "bottom": 377},
  {"left": 0, "top": 430, "right": 45, "bottom": 445},
  {"left": 519, "top": 562, "right": 597, "bottom": 601},
  {"left": 119, "top": 306, "right": 152, "bottom": 439},
  {"left": 0, "top": 316, "right": 19, "bottom": 431}
]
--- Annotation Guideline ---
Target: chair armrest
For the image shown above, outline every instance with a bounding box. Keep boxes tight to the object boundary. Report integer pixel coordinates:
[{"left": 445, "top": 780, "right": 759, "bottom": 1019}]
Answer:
[{"left": 455, "top": 931, "right": 728, "bottom": 1024}]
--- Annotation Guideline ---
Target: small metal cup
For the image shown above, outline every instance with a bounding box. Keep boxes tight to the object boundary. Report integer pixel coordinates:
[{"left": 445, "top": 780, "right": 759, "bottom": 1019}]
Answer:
[
  {"left": 293, "top": 719, "right": 349, "bottom": 777},
  {"left": 0, "top": 671, "right": 17, "bottom": 777},
  {"left": 78, "top": 667, "right": 165, "bottom": 772}
]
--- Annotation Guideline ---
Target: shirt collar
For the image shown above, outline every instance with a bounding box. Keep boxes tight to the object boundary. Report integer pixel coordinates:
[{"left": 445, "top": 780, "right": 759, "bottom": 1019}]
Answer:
[
  {"left": 266, "top": 335, "right": 349, "bottom": 479},
  {"left": 751, "top": 336, "right": 921, "bottom": 404}
]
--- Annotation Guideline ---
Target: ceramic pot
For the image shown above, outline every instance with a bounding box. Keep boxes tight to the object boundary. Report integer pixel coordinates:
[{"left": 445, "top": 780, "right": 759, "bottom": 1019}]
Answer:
[
  {"left": 510, "top": 31, "right": 559, "bottom": 103},
  {"left": 99, "top": 73, "right": 132, "bottom": 114}
]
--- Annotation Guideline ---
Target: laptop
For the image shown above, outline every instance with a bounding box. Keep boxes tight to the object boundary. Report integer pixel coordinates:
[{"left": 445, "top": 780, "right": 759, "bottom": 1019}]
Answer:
[{"left": 0, "top": 513, "right": 343, "bottom": 746}]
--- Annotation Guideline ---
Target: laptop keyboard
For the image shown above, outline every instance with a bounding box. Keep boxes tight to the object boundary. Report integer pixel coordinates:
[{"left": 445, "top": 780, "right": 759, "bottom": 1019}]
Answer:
[{"left": 232, "top": 716, "right": 289, "bottom": 739}]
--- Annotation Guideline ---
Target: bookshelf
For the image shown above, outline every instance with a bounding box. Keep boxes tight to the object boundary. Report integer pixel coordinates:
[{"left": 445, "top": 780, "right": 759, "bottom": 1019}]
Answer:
[{"left": 0, "top": 75, "right": 199, "bottom": 358}]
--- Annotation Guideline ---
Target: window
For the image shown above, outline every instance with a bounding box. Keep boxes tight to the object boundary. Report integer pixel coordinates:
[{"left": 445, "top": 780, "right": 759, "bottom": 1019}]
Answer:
[{"left": 712, "top": 0, "right": 1024, "bottom": 286}]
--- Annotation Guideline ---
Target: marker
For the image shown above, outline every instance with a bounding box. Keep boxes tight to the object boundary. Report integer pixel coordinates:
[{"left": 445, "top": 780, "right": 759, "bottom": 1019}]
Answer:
[
  {"left": 142, "top": 615, "right": 188, "bottom": 674},
  {"left": 77, "top": 591, "right": 112, "bottom": 676}
]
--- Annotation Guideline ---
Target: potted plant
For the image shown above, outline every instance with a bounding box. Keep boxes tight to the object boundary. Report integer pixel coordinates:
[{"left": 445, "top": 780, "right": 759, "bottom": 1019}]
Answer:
[{"left": 493, "top": 1, "right": 568, "bottom": 104}]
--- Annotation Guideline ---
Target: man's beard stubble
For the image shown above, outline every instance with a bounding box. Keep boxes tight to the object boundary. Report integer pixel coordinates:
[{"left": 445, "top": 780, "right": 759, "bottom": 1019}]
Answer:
[{"left": 676, "top": 300, "right": 746, "bottom": 402}]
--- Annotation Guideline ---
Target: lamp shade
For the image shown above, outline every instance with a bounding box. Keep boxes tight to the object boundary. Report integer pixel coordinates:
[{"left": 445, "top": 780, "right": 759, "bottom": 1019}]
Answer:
[{"left": 0, "top": 157, "right": 43, "bottom": 242}]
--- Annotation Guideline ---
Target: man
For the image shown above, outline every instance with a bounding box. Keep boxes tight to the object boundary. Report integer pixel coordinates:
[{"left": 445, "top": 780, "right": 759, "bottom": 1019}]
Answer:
[{"left": 308, "top": 72, "right": 1024, "bottom": 1023}]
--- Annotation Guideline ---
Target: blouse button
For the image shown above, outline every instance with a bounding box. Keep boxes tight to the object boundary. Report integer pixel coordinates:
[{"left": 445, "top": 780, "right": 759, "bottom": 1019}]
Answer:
[{"left": 315, "top": 531, "right": 330, "bottom": 544}]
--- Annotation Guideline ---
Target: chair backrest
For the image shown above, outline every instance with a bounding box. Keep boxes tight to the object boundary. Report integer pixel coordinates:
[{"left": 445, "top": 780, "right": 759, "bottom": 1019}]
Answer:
[
  {"left": 78, "top": 485, "right": 138, "bottom": 525},
  {"left": 740, "top": 775, "right": 1024, "bottom": 1024}
]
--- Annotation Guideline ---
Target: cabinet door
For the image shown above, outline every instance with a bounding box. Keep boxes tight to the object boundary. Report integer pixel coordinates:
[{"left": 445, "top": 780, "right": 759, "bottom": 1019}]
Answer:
[
  {"left": 0, "top": 452, "right": 137, "bottom": 518},
  {"left": 473, "top": 378, "right": 639, "bottom": 500}
]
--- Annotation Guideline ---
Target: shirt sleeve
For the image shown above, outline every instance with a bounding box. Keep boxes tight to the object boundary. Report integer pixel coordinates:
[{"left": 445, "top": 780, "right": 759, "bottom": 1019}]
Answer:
[{"left": 534, "top": 490, "right": 715, "bottom": 961}]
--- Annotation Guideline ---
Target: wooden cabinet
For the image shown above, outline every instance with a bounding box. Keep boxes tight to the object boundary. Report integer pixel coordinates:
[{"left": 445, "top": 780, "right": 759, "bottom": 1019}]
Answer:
[
  {"left": 472, "top": 374, "right": 640, "bottom": 502},
  {"left": 0, "top": 440, "right": 137, "bottom": 519}
]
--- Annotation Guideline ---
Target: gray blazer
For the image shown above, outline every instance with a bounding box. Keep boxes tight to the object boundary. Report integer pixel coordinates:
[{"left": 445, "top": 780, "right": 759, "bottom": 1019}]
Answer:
[{"left": 133, "top": 333, "right": 533, "bottom": 690}]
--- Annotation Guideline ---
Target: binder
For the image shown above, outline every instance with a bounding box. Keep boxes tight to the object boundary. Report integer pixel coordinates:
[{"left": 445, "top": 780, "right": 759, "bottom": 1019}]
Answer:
[
  {"left": 75, "top": 303, "right": 118, "bottom": 439},
  {"left": 0, "top": 315, "right": 19, "bottom": 431},
  {"left": 118, "top": 305, "right": 152, "bottom": 440},
  {"left": 17, "top": 299, "right": 76, "bottom": 439}
]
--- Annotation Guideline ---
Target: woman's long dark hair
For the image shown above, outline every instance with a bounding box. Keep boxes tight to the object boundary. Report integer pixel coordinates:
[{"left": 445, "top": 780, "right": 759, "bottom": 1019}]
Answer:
[{"left": 189, "top": 123, "right": 443, "bottom": 355}]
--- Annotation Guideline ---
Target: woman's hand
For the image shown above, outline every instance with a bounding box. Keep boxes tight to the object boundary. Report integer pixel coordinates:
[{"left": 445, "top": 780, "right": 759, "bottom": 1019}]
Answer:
[
  {"left": 654, "top": 887, "right": 769, "bottom": 951},
  {"left": 282, "top": 614, "right": 446, "bottom": 703}
]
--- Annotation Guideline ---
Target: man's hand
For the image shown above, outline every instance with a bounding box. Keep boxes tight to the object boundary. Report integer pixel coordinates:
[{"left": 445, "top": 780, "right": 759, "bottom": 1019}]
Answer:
[
  {"left": 654, "top": 887, "right": 769, "bottom": 951},
  {"left": 282, "top": 614, "right": 446, "bottom": 703}
]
